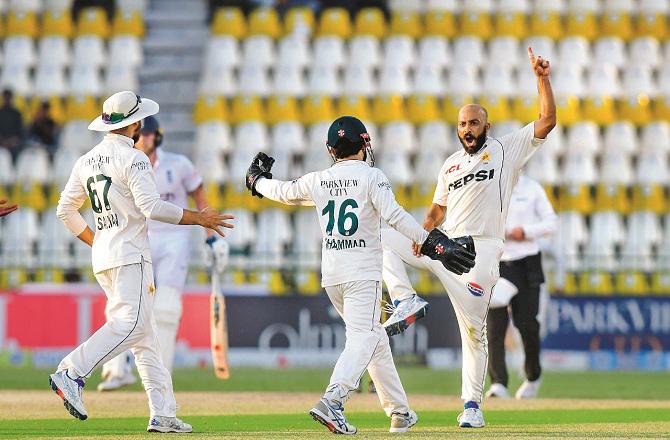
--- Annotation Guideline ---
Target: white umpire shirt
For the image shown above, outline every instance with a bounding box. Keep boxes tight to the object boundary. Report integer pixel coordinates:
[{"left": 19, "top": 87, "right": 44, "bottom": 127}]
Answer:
[{"left": 501, "top": 174, "right": 558, "bottom": 262}]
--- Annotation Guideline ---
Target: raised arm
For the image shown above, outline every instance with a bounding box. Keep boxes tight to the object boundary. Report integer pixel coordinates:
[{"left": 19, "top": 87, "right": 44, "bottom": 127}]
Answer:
[
  {"left": 246, "top": 152, "right": 314, "bottom": 205},
  {"left": 528, "top": 47, "right": 556, "bottom": 139}
]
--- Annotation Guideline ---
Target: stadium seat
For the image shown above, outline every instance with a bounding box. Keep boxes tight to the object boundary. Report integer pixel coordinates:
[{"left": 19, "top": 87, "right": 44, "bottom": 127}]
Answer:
[
  {"left": 37, "top": 36, "right": 71, "bottom": 68},
  {"left": 383, "top": 35, "right": 417, "bottom": 70},
  {"left": 348, "top": 35, "right": 381, "bottom": 69},
  {"left": 270, "top": 121, "right": 306, "bottom": 155},
  {"left": 308, "top": 64, "right": 341, "bottom": 96},
  {"left": 223, "top": 208, "right": 257, "bottom": 251},
  {"left": 415, "top": 149, "right": 447, "bottom": 184},
  {"left": 566, "top": 122, "right": 601, "bottom": 155},
  {"left": 594, "top": 182, "right": 630, "bottom": 213},
  {"left": 59, "top": 120, "right": 99, "bottom": 153},
  {"left": 593, "top": 37, "right": 627, "bottom": 68},
  {"left": 265, "top": 96, "right": 299, "bottom": 125},
  {"left": 68, "top": 64, "right": 103, "bottom": 96},
  {"left": 39, "top": 207, "right": 75, "bottom": 271},
  {"left": 0, "top": 65, "right": 32, "bottom": 96},
  {"left": 525, "top": 151, "right": 560, "bottom": 185},
  {"left": 336, "top": 95, "right": 370, "bottom": 120},
  {"left": 16, "top": 146, "right": 49, "bottom": 185},
  {"left": 301, "top": 95, "right": 335, "bottom": 125},
  {"left": 342, "top": 64, "right": 375, "bottom": 97},
  {"left": 377, "top": 152, "right": 412, "bottom": 185},
  {"left": 211, "top": 7, "right": 246, "bottom": 38},
  {"left": 34, "top": 63, "right": 67, "bottom": 97},
  {"left": 522, "top": 36, "right": 556, "bottom": 64},
  {"left": 425, "top": 9, "right": 457, "bottom": 38},
  {"left": 192, "top": 95, "right": 228, "bottom": 124},
  {"left": 237, "top": 64, "right": 270, "bottom": 97},
  {"left": 241, "top": 35, "right": 276, "bottom": 68},
  {"left": 378, "top": 65, "right": 411, "bottom": 96},
  {"left": 305, "top": 122, "right": 336, "bottom": 169},
  {"left": 446, "top": 64, "right": 480, "bottom": 97},
  {"left": 407, "top": 95, "right": 440, "bottom": 124},
  {"left": 42, "top": 9, "right": 73, "bottom": 37},
  {"left": 272, "top": 64, "right": 306, "bottom": 97},
  {"left": 636, "top": 0, "right": 668, "bottom": 39},
  {"left": 51, "top": 149, "right": 78, "bottom": 186},
  {"left": 6, "top": 10, "right": 38, "bottom": 38},
  {"left": 565, "top": 0, "right": 600, "bottom": 40},
  {"left": 417, "top": 36, "right": 450, "bottom": 69},
  {"left": 113, "top": 10, "right": 144, "bottom": 37},
  {"left": 248, "top": 7, "right": 281, "bottom": 38},
  {"left": 318, "top": 8, "right": 352, "bottom": 38},
  {"left": 72, "top": 35, "right": 106, "bottom": 68},
  {"left": 4, "top": 36, "right": 37, "bottom": 68},
  {"left": 193, "top": 151, "right": 227, "bottom": 184},
  {"left": 529, "top": 0, "right": 564, "bottom": 39},
  {"left": 194, "top": 121, "right": 231, "bottom": 154},
  {"left": 313, "top": 36, "right": 346, "bottom": 69},
  {"left": 620, "top": 67, "right": 655, "bottom": 125},
  {"left": 557, "top": 37, "right": 591, "bottom": 68},
  {"left": 76, "top": 7, "right": 110, "bottom": 38},
  {"left": 488, "top": 36, "right": 520, "bottom": 68},
  {"left": 482, "top": 64, "right": 514, "bottom": 96},
  {"left": 353, "top": 7, "right": 387, "bottom": 38},
  {"left": 632, "top": 183, "right": 667, "bottom": 214},
  {"left": 452, "top": 36, "right": 485, "bottom": 68},
  {"left": 230, "top": 95, "right": 264, "bottom": 124},
  {"left": 0, "top": 148, "right": 15, "bottom": 185},
  {"left": 284, "top": 7, "right": 315, "bottom": 37},
  {"left": 495, "top": 0, "right": 530, "bottom": 39},
  {"left": 442, "top": 94, "right": 474, "bottom": 122},
  {"left": 584, "top": 211, "right": 625, "bottom": 271},
  {"left": 390, "top": 10, "right": 422, "bottom": 38},
  {"left": 109, "top": 35, "right": 143, "bottom": 68},
  {"left": 293, "top": 208, "right": 322, "bottom": 269},
  {"left": 411, "top": 65, "right": 443, "bottom": 96},
  {"left": 253, "top": 209, "right": 293, "bottom": 268},
  {"left": 640, "top": 121, "right": 670, "bottom": 153},
  {"left": 630, "top": 37, "right": 661, "bottom": 68},
  {"left": 371, "top": 95, "right": 405, "bottom": 124},
  {"left": 0, "top": 207, "right": 39, "bottom": 269},
  {"left": 234, "top": 121, "right": 269, "bottom": 153},
  {"left": 577, "top": 271, "right": 615, "bottom": 295},
  {"left": 104, "top": 64, "right": 139, "bottom": 95},
  {"left": 205, "top": 36, "right": 239, "bottom": 70},
  {"left": 277, "top": 35, "right": 310, "bottom": 69},
  {"left": 198, "top": 66, "right": 236, "bottom": 97},
  {"left": 604, "top": 121, "right": 638, "bottom": 154},
  {"left": 45, "top": 0, "right": 73, "bottom": 11},
  {"left": 460, "top": 0, "right": 493, "bottom": 39},
  {"left": 380, "top": 121, "right": 415, "bottom": 153},
  {"left": 621, "top": 211, "right": 662, "bottom": 271},
  {"left": 554, "top": 211, "right": 588, "bottom": 271},
  {"left": 601, "top": 0, "right": 634, "bottom": 40}
]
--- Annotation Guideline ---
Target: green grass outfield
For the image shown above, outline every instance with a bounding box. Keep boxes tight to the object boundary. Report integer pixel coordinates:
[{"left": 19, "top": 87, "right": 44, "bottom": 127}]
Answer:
[{"left": 1, "top": 367, "right": 669, "bottom": 439}]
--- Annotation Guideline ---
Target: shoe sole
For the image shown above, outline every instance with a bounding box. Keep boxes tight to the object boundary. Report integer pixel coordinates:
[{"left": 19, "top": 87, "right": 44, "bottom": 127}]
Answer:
[
  {"left": 459, "top": 421, "right": 485, "bottom": 428},
  {"left": 147, "top": 426, "right": 193, "bottom": 433},
  {"left": 384, "top": 303, "right": 430, "bottom": 337},
  {"left": 49, "top": 376, "right": 87, "bottom": 421},
  {"left": 309, "top": 408, "right": 356, "bottom": 435}
]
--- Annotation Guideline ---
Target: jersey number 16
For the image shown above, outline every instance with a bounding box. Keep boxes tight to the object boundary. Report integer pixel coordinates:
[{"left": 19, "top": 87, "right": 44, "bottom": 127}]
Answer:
[{"left": 322, "top": 198, "right": 359, "bottom": 236}]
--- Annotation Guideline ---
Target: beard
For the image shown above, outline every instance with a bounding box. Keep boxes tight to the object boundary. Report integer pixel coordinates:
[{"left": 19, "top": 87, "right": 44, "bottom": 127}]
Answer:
[
  {"left": 458, "top": 129, "right": 488, "bottom": 155},
  {"left": 132, "top": 132, "right": 140, "bottom": 143}
]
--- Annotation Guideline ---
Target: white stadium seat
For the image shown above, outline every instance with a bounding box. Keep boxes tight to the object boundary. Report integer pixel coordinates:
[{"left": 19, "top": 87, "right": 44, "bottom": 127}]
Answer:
[
  {"left": 380, "top": 121, "right": 416, "bottom": 153},
  {"left": 199, "top": 66, "right": 236, "bottom": 97},
  {"left": 277, "top": 35, "right": 311, "bottom": 69},
  {"left": 272, "top": 64, "right": 306, "bottom": 96},
  {"left": 342, "top": 64, "right": 375, "bottom": 97},
  {"left": 561, "top": 151, "right": 598, "bottom": 184},
  {"left": 69, "top": 64, "right": 103, "bottom": 96},
  {"left": 271, "top": 121, "right": 306, "bottom": 155},
  {"left": 586, "top": 64, "right": 621, "bottom": 98},
  {"left": 584, "top": 211, "right": 625, "bottom": 271},
  {"left": 636, "top": 150, "right": 669, "bottom": 184},
  {"left": 534, "top": 0, "right": 565, "bottom": 13},
  {"left": 0, "top": 148, "right": 15, "bottom": 185},
  {"left": 453, "top": 36, "right": 485, "bottom": 68},
  {"left": 557, "top": 37, "right": 591, "bottom": 69},
  {"left": 482, "top": 64, "right": 515, "bottom": 96},
  {"left": 224, "top": 208, "right": 257, "bottom": 252},
  {"left": 525, "top": 151, "right": 560, "bottom": 185},
  {"left": 515, "top": 63, "right": 540, "bottom": 97},
  {"left": 349, "top": 35, "right": 381, "bottom": 69},
  {"left": 39, "top": 207, "right": 75, "bottom": 269},
  {"left": 463, "top": 0, "right": 494, "bottom": 12},
  {"left": 488, "top": 36, "right": 521, "bottom": 69},
  {"left": 640, "top": 122, "right": 670, "bottom": 153},
  {"left": 194, "top": 151, "right": 227, "bottom": 184},
  {"left": 253, "top": 209, "right": 293, "bottom": 268},
  {"left": 491, "top": 121, "right": 523, "bottom": 138},
  {"left": 621, "top": 211, "right": 662, "bottom": 271},
  {"left": 568, "top": 0, "right": 601, "bottom": 13},
  {"left": 34, "top": 63, "right": 67, "bottom": 97},
  {"left": 622, "top": 65, "right": 656, "bottom": 97},
  {"left": 59, "top": 120, "right": 100, "bottom": 153},
  {"left": 233, "top": 121, "right": 269, "bottom": 153},
  {"left": 307, "top": 65, "right": 341, "bottom": 96},
  {"left": 72, "top": 36, "right": 106, "bottom": 69},
  {"left": 237, "top": 64, "right": 270, "bottom": 96},
  {"left": 16, "top": 146, "right": 50, "bottom": 184},
  {"left": 51, "top": 149, "right": 79, "bottom": 186},
  {"left": 383, "top": 35, "right": 417, "bottom": 70},
  {"left": 195, "top": 121, "right": 232, "bottom": 154},
  {"left": 109, "top": 36, "right": 144, "bottom": 68},
  {"left": 629, "top": 37, "right": 661, "bottom": 69},
  {"left": 9, "top": 0, "right": 41, "bottom": 12},
  {"left": 413, "top": 64, "right": 444, "bottom": 95},
  {"left": 418, "top": 121, "right": 454, "bottom": 153},
  {"left": 593, "top": 37, "right": 626, "bottom": 68},
  {"left": 446, "top": 64, "right": 480, "bottom": 96},
  {"left": 554, "top": 211, "right": 588, "bottom": 271},
  {"left": 659, "top": 64, "right": 670, "bottom": 96},
  {"left": 566, "top": 121, "right": 601, "bottom": 155},
  {"left": 37, "top": 36, "right": 70, "bottom": 68},
  {"left": 104, "top": 64, "right": 139, "bottom": 95},
  {"left": 499, "top": 0, "right": 531, "bottom": 13},
  {"left": 604, "top": 121, "right": 638, "bottom": 154},
  {"left": 415, "top": 149, "right": 447, "bottom": 184},
  {"left": 313, "top": 36, "right": 346, "bottom": 69},
  {"left": 228, "top": 150, "right": 258, "bottom": 184},
  {"left": 378, "top": 65, "right": 411, "bottom": 96},
  {"left": 45, "top": 0, "right": 73, "bottom": 11},
  {"left": 417, "top": 36, "right": 450, "bottom": 69},
  {"left": 293, "top": 208, "right": 322, "bottom": 268},
  {"left": 600, "top": 150, "right": 634, "bottom": 185},
  {"left": 377, "top": 152, "right": 412, "bottom": 185},
  {"left": 204, "top": 36, "right": 240, "bottom": 70},
  {"left": 241, "top": 36, "right": 276, "bottom": 68},
  {"left": 522, "top": 36, "right": 556, "bottom": 64},
  {"left": 1, "top": 208, "right": 39, "bottom": 269}
]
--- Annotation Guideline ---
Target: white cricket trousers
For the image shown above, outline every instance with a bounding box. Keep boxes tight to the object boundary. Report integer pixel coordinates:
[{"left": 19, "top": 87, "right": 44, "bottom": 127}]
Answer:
[
  {"left": 103, "top": 231, "right": 191, "bottom": 376},
  {"left": 381, "top": 228, "right": 503, "bottom": 404},
  {"left": 58, "top": 259, "right": 177, "bottom": 417},
  {"left": 324, "top": 280, "right": 410, "bottom": 416}
]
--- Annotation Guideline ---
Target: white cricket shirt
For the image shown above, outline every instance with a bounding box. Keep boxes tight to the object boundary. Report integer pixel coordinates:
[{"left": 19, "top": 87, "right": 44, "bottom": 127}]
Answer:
[
  {"left": 501, "top": 175, "right": 558, "bottom": 261},
  {"left": 57, "top": 134, "right": 184, "bottom": 274},
  {"left": 433, "top": 122, "right": 546, "bottom": 241},
  {"left": 255, "top": 160, "right": 429, "bottom": 287},
  {"left": 147, "top": 148, "right": 203, "bottom": 234}
]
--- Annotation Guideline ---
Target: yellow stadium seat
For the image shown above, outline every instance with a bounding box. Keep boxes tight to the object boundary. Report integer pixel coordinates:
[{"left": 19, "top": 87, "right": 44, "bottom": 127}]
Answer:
[
  {"left": 204, "top": 181, "right": 223, "bottom": 209},
  {"left": 77, "top": 7, "right": 110, "bottom": 37},
  {"left": 582, "top": 96, "right": 617, "bottom": 126},
  {"left": 265, "top": 270, "right": 289, "bottom": 296},
  {"left": 318, "top": 8, "right": 352, "bottom": 38},
  {"left": 478, "top": 95, "right": 511, "bottom": 122},
  {"left": 35, "top": 268, "right": 65, "bottom": 283},
  {"left": 530, "top": 11, "right": 563, "bottom": 39},
  {"left": 558, "top": 184, "right": 593, "bottom": 214},
  {"left": 12, "top": 182, "right": 47, "bottom": 212},
  {"left": 336, "top": 96, "right": 370, "bottom": 121},
  {"left": 460, "top": 11, "right": 493, "bottom": 39},
  {"left": 615, "top": 271, "right": 649, "bottom": 295},
  {"left": 13, "top": 95, "right": 31, "bottom": 124},
  {"left": 555, "top": 95, "right": 582, "bottom": 127},
  {"left": 442, "top": 95, "right": 474, "bottom": 122},
  {"left": 601, "top": 12, "right": 633, "bottom": 40},
  {"left": 266, "top": 96, "right": 300, "bottom": 124},
  {"left": 301, "top": 96, "right": 335, "bottom": 124},
  {"left": 296, "top": 269, "right": 321, "bottom": 295},
  {"left": 650, "top": 271, "right": 670, "bottom": 295},
  {"left": 390, "top": 10, "right": 422, "bottom": 38},
  {"left": 6, "top": 11, "right": 38, "bottom": 37},
  {"left": 248, "top": 7, "right": 281, "bottom": 38},
  {"left": 544, "top": 184, "right": 559, "bottom": 211},
  {"left": 631, "top": 184, "right": 666, "bottom": 214},
  {"left": 635, "top": 13, "right": 667, "bottom": 39},
  {"left": 113, "top": 10, "right": 145, "bottom": 37},
  {"left": 653, "top": 95, "right": 670, "bottom": 120},
  {"left": 371, "top": 95, "right": 405, "bottom": 124},
  {"left": 560, "top": 272, "right": 580, "bottom": 296},
  {"left": 425, "top": 10, "right": 456, "bottom": 37},
  {"left": 29, "top": 96, "right": 65, "bottom": 125},
  {"left": 578, "top": 271, "right": 614, "bottom": 295},
  {"left": 193, "top": 95, "right": 228, "bottom": 124},
  {"left": 42, "top": 10, "right": 73, "bottom": 37},
  {"left": 618, "top": 95, "right": 653, "bottom": 126},
  {"left": 407, "top": 95, "right": 439, "bottom": 124},
  {"left": 211, "top": 7, "right": 246, "bottom": 38},
  {"left": 229, "top": 95, "right": 265, "bottom": 124},
  {"left": 511, "top": 96, "right": 539, "bottom": 124},
  {"left": 284, "top": 7, "right": 315, "bottom": 36},
  {"left": 414, "top": 271, "right": 436, "bottom": 295},
  {"left": 48, "top": 183, "right": 60, "bottom": 207},
  {"left": 354, "top": 7, "right": 387, "bottom": 38},
  {"left": 594, "top": 184, "right": 629, "bottom": 214},
  {"left": 566, "top": 12, "right": 598, "bottom": 40},
  {"left": 494, "top": 11, "right": 527, "bottom": 39},
  {"left": 65, "top": 95, "right": 98, "bottom": 121}
]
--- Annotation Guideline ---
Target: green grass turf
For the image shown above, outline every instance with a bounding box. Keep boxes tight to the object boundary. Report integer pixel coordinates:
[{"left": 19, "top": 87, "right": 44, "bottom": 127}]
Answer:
[
  {"left": 2, "top": 409, "right": 670, "bottom": 438},
  {"left": 1, "top": 366, "right": 669, "bottom": 400}
]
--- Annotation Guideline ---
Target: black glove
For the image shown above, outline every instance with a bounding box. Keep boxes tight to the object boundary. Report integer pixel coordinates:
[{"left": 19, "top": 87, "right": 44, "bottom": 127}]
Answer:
[
  {"left": 246, "top": 152, "right": 275, "bottom": 198},
  {"left": 420, "top": 229, "right": 477, "bottom": 275}
]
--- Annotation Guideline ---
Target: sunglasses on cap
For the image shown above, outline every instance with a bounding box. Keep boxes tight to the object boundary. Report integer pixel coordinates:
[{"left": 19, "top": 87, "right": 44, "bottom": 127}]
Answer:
[{"left": 102, "top": 94, "right": 141, "bottom": 125}]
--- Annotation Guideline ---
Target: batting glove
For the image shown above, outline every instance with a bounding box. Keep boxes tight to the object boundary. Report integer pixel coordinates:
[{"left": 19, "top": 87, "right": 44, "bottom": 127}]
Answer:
[{"left": 205, "top": 235, "right": 230, "bottom": 273}]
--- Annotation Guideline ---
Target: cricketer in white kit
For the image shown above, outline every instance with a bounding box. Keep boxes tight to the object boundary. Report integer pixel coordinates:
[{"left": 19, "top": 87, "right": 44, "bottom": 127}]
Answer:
[
  {"left": 51, "top": 91, "right": 234, "bottom": 432},
  {"left": 245, "top": 116, "right": 476, "bottom": 434},
  {"left": 381, "top": 48, "right": 557, "bottom": 428}
]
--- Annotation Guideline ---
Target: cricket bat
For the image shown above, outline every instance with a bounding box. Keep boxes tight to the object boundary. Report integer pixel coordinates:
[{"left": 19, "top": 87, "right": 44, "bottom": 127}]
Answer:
[{"left": 210, "top": 267, "right": 230, "bottom": 379}]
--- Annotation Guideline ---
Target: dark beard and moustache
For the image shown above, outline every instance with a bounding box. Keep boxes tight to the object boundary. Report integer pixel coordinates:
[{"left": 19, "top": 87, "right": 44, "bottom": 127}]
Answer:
[
  {"left": 459, "top": 130, "right": 488, "bottom": 155},
  {"left": 132, "top": 132, "right": 141, "bottom": 144}
]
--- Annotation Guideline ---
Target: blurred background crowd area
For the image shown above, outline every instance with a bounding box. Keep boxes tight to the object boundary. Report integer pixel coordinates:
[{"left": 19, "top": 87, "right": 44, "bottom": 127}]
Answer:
[{"left": 0, "top": 0, "right": 669, "bottom": 296}]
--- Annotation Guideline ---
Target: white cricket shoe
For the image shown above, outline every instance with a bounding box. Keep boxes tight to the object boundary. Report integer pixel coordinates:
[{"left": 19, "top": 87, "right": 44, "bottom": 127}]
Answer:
[
  {"left": 390, "top": 409, "right": 418, "bottom": 433},
  {"left": 457, "top": 402, "right": 485, "bottom": 428},
  {"left": 309, "top": 398, "right": 357, "bottom": 435},
  {"left": 383, "top": 295, "right": 430, "bottom": 336},
  {"left": 147, "top": 416, "right": 193, "bottom": 433},
  {"left": 49, "top": 370, "right": 88, "bottom": 420},
  {"left": 97, "top": 372, "right": 137, "bottom": 392},
  {"left": 485, "top": 383, "right": 511, "bottom": 399},
  {"left": 516, "top": 379, "right": 541, "bottom": 399}
]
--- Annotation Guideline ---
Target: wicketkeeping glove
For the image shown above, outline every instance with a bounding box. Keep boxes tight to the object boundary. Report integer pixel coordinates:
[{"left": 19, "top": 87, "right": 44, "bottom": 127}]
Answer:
[
  {"left": 420, "top": 229, "right": 476, "bottom": 275},
  {"left": 246, "top": 152, "right": 275, "bottom": 198}
]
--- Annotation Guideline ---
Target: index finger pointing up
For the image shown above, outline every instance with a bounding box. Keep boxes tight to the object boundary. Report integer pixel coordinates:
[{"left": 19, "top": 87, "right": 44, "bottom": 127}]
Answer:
[{"left": 527, "top": 46, "right": 535, "bottom": 60}]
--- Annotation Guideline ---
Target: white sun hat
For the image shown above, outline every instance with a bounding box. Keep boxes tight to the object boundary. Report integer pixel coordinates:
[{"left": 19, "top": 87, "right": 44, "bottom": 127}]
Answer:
[{"left": 88, "top": 90, "right": 159, "bottom": 132}]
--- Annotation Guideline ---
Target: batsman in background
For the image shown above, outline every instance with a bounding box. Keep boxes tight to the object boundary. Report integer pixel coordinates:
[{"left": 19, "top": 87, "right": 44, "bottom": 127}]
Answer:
[
  {"left": 52, "top": 91, "right": 234, "bottom": 432},
  {"left": 245, "top": 116, "right": 476, "bottom": 435},
  {"left": 381, "top": 48, "right": 556, "bottom": 428},
  {"left": 98, "top": 116, "right": 229, "bottom": 391}
]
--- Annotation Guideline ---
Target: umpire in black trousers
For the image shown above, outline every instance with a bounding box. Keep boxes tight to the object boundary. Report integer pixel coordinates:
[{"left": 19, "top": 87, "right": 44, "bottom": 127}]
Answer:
[{"left": 486, "top": 175, "right": 557, "bottom": 399}]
